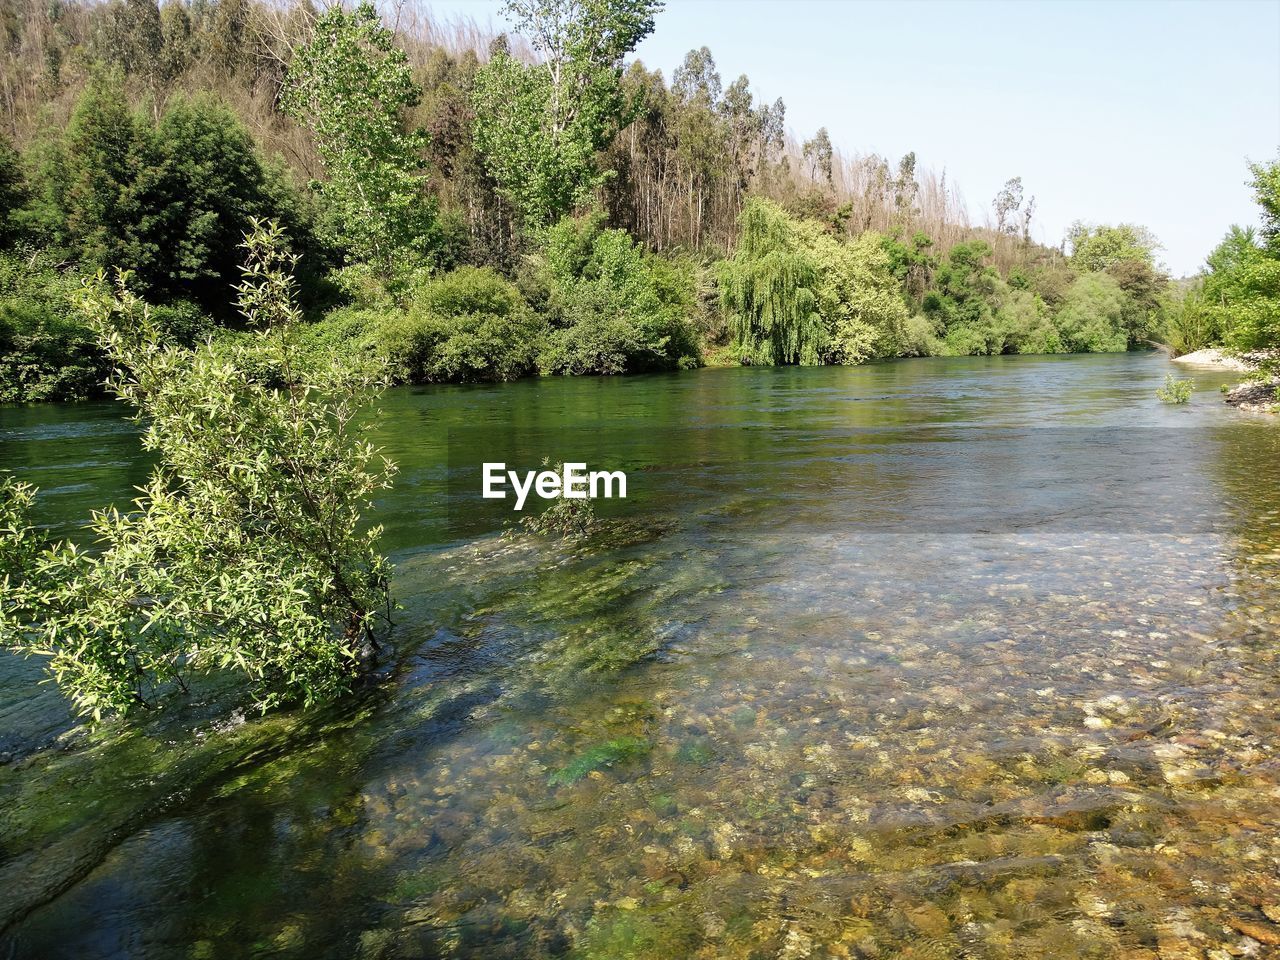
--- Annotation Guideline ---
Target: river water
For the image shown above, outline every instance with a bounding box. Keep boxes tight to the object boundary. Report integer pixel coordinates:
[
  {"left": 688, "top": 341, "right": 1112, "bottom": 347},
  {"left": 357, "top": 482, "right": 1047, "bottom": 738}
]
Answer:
[{"left": 2, "top": 353, "right": 1279, "bottom": 959}]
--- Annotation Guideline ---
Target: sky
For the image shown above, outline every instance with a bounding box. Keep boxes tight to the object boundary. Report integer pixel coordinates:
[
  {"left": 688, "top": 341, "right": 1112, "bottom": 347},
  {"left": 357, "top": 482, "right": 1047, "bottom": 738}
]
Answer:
[{"left": 422, "top": 0, "right": 1280, "bottom": 276}]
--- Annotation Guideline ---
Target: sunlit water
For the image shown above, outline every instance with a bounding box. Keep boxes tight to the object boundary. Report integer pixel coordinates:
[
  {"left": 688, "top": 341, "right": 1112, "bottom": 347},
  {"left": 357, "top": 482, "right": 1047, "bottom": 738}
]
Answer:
[{"left": 2, "top": 353, "right": 1280, "bottom": 959}]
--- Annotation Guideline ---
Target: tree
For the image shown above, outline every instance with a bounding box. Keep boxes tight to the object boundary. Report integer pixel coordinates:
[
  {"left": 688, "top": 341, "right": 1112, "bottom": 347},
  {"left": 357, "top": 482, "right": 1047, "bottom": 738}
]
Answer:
[
  {"left": 1054, "top": 272, "right": 1129, "bottom": 353},
  {"left": 281, "top": 2, "right": 436, "bottom": 280},
  {"left": 719, "top": 199, "right": 824, "bottom": 365},
  {"left": 55, "top": 77, "right": 147, "bottom": 271},
  {"left": 1201, "top": 160, "right": 1280, "bottom": 358},
  {"left": 2, "top": 221, "right": 396, "bottom": 718},
  {"left": 146, "top": 94, "right": 294, "bottom": 312},
  {"left": 531, "top": 211, "right": 700, "bottom": 374},
  {"left": 719, "top": 198, "right": 906, "bottom": 366},
  {"left": 472, "top": 0, "right": 662, "bottom": 229},
  {"left": 1248, "top": 157, "right": 1280, "bottom": 255},
  {"left": 0, "top": 136, "right": 28, "bottom": 248},
  {"left": 1066, "top": 222, "right": 1159, "bottom": 272},
  {"left": 803, "top": 127, "right": 833, "bottom": 184},
  {"left": 993, "top": 177, "right": 1023, "bottom": 235}
]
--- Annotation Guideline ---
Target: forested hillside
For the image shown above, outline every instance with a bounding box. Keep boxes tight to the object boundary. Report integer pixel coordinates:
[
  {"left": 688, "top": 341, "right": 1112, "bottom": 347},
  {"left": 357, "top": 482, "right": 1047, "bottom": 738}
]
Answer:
[{"left": 0, "top": 0, "right": 1200, "bottom": 401}]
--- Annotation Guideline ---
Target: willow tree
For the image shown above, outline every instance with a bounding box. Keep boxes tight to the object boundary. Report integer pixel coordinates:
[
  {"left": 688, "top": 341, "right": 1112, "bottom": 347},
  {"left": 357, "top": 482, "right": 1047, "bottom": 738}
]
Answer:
[{"left": 718, "top": 198, "right": 825, "bottom": 365}]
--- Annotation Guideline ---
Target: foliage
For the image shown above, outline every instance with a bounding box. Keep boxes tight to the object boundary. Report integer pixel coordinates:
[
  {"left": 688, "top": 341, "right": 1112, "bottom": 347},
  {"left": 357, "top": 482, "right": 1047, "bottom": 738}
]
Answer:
[
  {"left": 531, "top": 212, "right": 700, "bottom": 375},
  {"left": 515, "top": 460, "right": 601, "bottom": 540},
  {"left": 1163, "top": 281, "right": 1222, "bottom": 356},
  {"left": 719, "top": 200, "right": 908, "bottom": 365},
  {"left": 0, "top": 136, "right": 27, "bottom": 247},
  {"left": 472, "top": 0, "right": 660, "bottom": 229},
  {"left": 21, "top": 79, "right": 308, "bottom": 317},
  {"left": 1156, "top": 374, "right": 1194, "bottom": 405},
  {"left": 281, "top": 2, "right": 436, "bottom": 280},
  {"left": 1053, "top": 272, "right": 1130, "bottom": 353},
  {"left": 0, "top": 476, "right": 41, "bottom": 582},
  {"left": 0, "top": 248, "right": 108, "bottom": 402},
  {"left": 2, "top": 221, "right": 395, "bottom": 719},
  {"left": 1066, "top": 222, "right": 1160, "bottom": 272},
  {"left": 385, "top": 267, "right": 545, "bottom": 382},
  {"left": 1209, "top": 162, "right": 1280, "bottom": 360},
  {"left": 717, "top": 198, "right": 824, "bottom": 365},
  {"left": 921, "top": 241, "right": 1007, "bottom": 355},
  {"left": 996, "top": 289, "right": 1063, "bottom": 355}
]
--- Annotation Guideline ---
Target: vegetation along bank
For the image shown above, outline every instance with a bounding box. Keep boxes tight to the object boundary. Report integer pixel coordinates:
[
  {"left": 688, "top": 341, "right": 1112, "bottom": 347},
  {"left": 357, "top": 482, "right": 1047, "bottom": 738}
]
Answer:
[{"left": 2, "top": 0, "right": 1275, "bottom": 407}]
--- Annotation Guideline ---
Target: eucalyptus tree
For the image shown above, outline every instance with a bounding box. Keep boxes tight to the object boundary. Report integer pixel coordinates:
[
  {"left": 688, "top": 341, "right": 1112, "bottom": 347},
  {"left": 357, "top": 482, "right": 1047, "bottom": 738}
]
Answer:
[
  {"left": 803, "top": 127, "right": 833, "bottom": 185},
  {"left": 472, "top": 0, "right": 662, "bottom": 229}
]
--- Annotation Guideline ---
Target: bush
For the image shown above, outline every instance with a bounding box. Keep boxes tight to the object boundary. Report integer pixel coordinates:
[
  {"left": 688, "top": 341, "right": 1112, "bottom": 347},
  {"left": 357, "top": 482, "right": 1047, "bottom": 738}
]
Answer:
[
  {"left": 0, "top": 249, "right": 107, "bottom": 402},
  {"left": 1156, "top": 374, "right": 1194, "bottom": 404},
  {"left": 922, "top": 241, "right": 1009, "bottom": 355},
  {"left": 1053, "top": 272, "right": 1130, "bottom": 353},
  {"left": 1164, "top": 282, "right": 1222, "bottom": 356},
  {"left": 532, "top": 213, "right": 701, "bottom": 375},
  {"left": 386, "top": 266, "right": 544, "bottom": 382},
  {"left": 2, "top": 221, "right": 395, "bottom": 719},
  {"left": 719, "top": 199, "right": 907, "bottom": 366},
  {"left": 997, "top": 289, "right": 1064, "bottom": 355}
]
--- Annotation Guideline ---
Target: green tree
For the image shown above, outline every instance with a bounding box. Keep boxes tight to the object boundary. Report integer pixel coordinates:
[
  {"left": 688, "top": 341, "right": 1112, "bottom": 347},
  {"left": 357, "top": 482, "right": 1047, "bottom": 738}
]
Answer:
[
  {"left": 1195, "top": 161, "right": 1280, "bottom": 359},
  {"left": 383, "top": 266, "right": 546, "bottom": 382},
  {"left": 0, "top": 136, "right": 27, "bottom": 247},
  {"left": 530, "top": 211, "right": 699, "bottom": 374},
  {"left": 281, "top": 2, "right": 436, "bottom": 280},
  {"left": 1066, "top": 222, "right": 1159, "bottom": 272},
  {"left": 54, "top": 77, "right": 148, "bottom": 271},
  {"left": 472, "top": 0, "right": 661, "bottom": 229},
  {"left": 921, "top": 241, "right": 1007, "bottom": 355},
  {"left": 1053, "top": 272, "right": 1129, "bottom": 353},
  {"left": 2, "top": 221, "right": 396, "bottom": 719},
  {"left": 147, "top": 94, "right": 294, "bottom": 311},
  {"left": 718, "top": 198, "right": 825, "bottom": 365}
]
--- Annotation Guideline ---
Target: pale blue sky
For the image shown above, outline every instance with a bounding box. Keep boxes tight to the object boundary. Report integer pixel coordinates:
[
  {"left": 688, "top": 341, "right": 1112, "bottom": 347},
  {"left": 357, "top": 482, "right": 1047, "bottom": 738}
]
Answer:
[{"left": 423, "top": 0, "right": 1280, "bottom": 276}]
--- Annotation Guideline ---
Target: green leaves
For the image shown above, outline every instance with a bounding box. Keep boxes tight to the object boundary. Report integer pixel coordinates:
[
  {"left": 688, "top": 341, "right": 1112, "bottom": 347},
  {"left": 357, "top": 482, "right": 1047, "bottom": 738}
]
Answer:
[
  {"left": 281, "top": 2, "right": 436, "bottom": 283},
  {"left": 472, "top": 0, "right": 661, "bottom": 230},
  {"left": 719, "top": 199, "right": 910, "bottom": 367},
  {"left": 4, "top": 221, "right": 396, "bottom": 719}
]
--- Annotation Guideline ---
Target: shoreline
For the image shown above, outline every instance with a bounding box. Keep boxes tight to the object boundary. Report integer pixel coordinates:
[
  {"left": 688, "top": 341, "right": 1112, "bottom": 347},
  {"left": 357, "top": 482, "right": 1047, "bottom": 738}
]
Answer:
[{"left": 1170, "top": 347, "right": 1257, "bottom": 371}]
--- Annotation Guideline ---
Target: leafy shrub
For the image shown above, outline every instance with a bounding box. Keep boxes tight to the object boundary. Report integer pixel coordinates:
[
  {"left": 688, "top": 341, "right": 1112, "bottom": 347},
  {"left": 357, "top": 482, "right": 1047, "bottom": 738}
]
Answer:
[
  {"left": 290, "top": 306, "right": 391, "bottom": 372},
  {"left": 718, "top": 198, "right": 825, "bottom": 365},
  {"left": 1053, "top": 272, "right": 1130, "bottom": 353},
  {"left": 922, "top": 241, "right": 1009, "bottom": 355},
  {"left": 531, "top": 213, "right": 701, "bottom": 375},
  {"left": 2, "top": 221, "right": 395, "bottom": 719},
  {"left": 720, "top": 199, "right": 907, "bottom": 366},
  {"left": 0, "top": 476, "right": 40, "bottom": 581},
  {"left": 386, "top": 266, "right": 544, "bottom": 382},
  {"left": 0, "top": 249, "right": 107, "bottom": 402},
  {"left": 997, "top": 289, "right": 1064, "bottom": 355},
  {"left": 514, "top": 462, "right": 599, "bottom": 539},
  {"left": 1164, "top": 282, "right": 1221, "bottom": 356},
  {"left": 1156, "top": 374, "right": 1194, "bottom": 404}
]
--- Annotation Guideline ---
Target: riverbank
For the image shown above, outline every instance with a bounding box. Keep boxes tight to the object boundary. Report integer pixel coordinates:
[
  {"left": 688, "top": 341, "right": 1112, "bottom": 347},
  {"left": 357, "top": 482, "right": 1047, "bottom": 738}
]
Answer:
[
  {"left": 1225, "top": 378, "right": 1280, "bottom": 413},
  {"left": 1170, "top": 347, "right": 1257, "bottom": 371},
  {"left": 1170, "top": 349, "right": 1277, "bottom": 414}
]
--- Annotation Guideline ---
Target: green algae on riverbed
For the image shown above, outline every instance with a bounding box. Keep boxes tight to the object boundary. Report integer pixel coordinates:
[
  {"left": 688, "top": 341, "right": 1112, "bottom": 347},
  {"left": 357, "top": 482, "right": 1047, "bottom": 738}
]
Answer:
[{"left": 2, "top": 354, "right": 1280, "bottom": 958}]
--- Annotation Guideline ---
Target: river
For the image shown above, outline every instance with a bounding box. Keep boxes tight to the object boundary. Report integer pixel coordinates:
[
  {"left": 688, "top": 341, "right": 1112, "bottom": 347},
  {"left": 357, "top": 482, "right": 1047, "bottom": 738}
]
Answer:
[{"left": 2, "top": 352, "right": 1279, "bottom": 958}]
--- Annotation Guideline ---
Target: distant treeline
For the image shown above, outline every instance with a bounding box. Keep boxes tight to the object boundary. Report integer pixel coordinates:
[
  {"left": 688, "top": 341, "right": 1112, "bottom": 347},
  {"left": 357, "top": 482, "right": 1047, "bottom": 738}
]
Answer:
[{"left": 0, "top": 0, "right": 1205, "bottom": 402}]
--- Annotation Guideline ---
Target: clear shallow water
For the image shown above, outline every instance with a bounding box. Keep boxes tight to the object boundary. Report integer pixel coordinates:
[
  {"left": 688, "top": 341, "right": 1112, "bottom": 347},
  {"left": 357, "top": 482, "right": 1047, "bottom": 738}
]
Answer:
[{"left": 2, "top": 353, "right": 1280, "bottom": 959}]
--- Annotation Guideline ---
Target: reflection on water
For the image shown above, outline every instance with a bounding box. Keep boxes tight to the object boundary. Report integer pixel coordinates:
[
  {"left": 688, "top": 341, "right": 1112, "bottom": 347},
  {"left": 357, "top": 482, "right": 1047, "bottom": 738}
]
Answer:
[{"left": 2, "top": 353, "right": 1279, "bottom": 958}]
